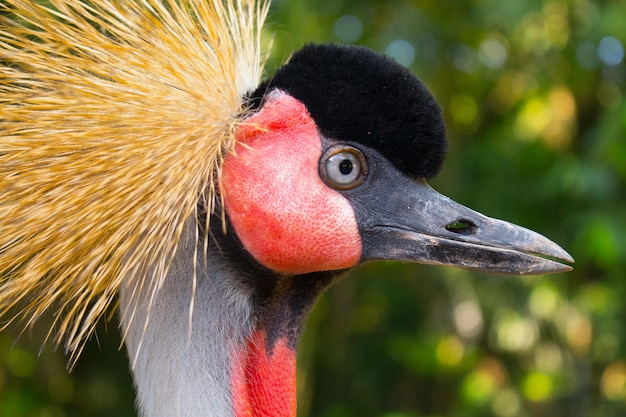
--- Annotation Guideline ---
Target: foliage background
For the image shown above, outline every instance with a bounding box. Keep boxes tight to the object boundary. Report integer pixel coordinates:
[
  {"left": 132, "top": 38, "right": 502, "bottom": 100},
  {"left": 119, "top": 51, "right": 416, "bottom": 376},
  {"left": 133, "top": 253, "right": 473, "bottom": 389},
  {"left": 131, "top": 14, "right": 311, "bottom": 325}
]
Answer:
[{"left": 1, "top": 0, "right": 625, "bottom": 416}]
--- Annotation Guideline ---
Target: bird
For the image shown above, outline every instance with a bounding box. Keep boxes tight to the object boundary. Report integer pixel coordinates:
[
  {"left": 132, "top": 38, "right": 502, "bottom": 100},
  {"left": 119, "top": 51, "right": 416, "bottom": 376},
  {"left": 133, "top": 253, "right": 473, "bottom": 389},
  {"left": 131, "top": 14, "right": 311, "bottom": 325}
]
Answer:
[{"left": 0, "top": 1, "right": 574, "bottom": 417}]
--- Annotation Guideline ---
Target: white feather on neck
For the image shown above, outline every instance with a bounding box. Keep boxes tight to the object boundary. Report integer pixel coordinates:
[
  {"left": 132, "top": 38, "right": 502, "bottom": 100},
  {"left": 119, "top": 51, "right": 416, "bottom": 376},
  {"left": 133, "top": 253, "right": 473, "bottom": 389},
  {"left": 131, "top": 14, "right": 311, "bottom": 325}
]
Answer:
[{"left": 119, "top": 221, "right": 256, "bottom": 417}]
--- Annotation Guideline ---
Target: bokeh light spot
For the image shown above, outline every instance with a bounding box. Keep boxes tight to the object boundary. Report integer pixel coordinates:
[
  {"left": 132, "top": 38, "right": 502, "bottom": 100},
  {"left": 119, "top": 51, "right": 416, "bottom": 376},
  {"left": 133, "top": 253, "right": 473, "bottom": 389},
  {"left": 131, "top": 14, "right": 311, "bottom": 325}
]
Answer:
[
  {"left": 601, "top": 361, "right": 626, "bottom": 401},
  {"left": 513, "top": 86, "right": 576, "bottom": 148},
  {"left": 492, "top": 388, "right": 522, "bottom": 417},
  {"left": 522, "top": 372, "right": 553, "bottom": 402},
  {"left": 598, "top": 36, "right": 625, "bottom": 66},
  {"left": 5, "top": 348, "right": 35, "bottom": 378},
  {"left": 334, "top": 15, "right": 364, "bottom": 43},
  {"left": 436, "top": 334, "right": 465, "bottom": 367},
  {"left": 479, "top": 38, "right": 508, "bottom": 69},
  {"left": 462, "top": 369, "right": 496, "bottom": 404},
  {"left": 454, "top": 300, "right": 484, "bottom": 339},
  {"left": 495, "top": 312, "right": 538, "bottom": 353},
  {"left": 386, "top": 39, "right": 416, "bottom": 67},
  {"left": 533, "top": 343, "right": 563, "bottom": 373},
  {"left": 461, "top": 358, "right": 506, "bottom": 405},
  {"left": 449, "top": 43, "right": 480, "bottom": 73},
  {"left": 566, "top": 312, "right": 593, "bottom": 355},
  {"left": 529, "top": 283, "right": 560, "bottom": 319},
  {"left": 515, "top": 97, "right": 551, "bottom": 140}
]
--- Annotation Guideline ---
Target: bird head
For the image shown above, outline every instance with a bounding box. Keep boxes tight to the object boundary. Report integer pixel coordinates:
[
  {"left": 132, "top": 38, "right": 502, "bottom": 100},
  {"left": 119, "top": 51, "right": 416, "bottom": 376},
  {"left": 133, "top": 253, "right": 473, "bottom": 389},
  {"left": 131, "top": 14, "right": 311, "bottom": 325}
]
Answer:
[
  {"left": 222, "top": 44, "right": 573, "bottom": 277},
  {"left": 218, "top": 44, "right": 573, "bottom": 417}
]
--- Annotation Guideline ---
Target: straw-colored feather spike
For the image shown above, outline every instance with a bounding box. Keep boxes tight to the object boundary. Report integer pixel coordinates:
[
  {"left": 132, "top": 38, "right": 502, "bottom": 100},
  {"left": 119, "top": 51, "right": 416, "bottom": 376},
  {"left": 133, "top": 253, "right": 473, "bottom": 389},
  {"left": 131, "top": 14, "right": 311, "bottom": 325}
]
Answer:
[{"left": 0, "top": 0, "right": 268, "bottom": 357}]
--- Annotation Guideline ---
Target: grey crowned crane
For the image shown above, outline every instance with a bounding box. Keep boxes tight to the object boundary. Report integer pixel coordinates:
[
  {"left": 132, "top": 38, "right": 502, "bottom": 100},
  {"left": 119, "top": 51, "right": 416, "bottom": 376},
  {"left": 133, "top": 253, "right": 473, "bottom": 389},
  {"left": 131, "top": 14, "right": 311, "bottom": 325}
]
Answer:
[{"left": 0, "top": 1, "right": 573, "bottom": 416}]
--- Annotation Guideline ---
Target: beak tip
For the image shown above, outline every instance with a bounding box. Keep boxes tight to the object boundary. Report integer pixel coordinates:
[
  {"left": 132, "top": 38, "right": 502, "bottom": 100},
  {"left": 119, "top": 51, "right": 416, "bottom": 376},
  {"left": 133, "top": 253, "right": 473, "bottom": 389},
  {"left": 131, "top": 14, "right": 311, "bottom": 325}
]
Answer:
[
  {"left": 553, "top": 247, "right": 575, "bottom": 265},
  {"left": 532, "top": 242, "right": 574, "bottom": 274},
  {"left": 542, "top": 239, "right": 575, "bottom": 268},
  {"left": 535, "top": 253, "right": 574, "bottom": 275},
  {"left": 551, "top": 262, "right": 574, "bottom": 274}
]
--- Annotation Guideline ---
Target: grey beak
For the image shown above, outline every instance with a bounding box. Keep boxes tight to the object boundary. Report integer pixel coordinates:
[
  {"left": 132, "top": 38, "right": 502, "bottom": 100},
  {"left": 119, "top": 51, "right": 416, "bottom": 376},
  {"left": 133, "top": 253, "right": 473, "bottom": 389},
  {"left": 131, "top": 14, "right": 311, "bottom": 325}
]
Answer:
[{"left": 360, "top": 180, "right": 573, "bottom": 275}]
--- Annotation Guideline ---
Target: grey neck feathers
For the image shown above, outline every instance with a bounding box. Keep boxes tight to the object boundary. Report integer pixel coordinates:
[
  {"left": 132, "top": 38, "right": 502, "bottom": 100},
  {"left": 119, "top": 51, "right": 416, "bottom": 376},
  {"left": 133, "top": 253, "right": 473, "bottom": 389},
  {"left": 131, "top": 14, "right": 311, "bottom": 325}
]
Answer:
[{"left": 119, "top": 221, "right": 256, "bottom": 417}]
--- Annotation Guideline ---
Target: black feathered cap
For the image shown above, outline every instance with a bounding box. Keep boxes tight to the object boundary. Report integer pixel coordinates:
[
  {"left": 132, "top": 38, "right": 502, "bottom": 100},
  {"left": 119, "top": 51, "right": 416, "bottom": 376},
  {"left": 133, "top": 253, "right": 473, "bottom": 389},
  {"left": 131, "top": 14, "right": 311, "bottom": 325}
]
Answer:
[{"left": 249, "top": 43, "right": 448, "bottom": 179}]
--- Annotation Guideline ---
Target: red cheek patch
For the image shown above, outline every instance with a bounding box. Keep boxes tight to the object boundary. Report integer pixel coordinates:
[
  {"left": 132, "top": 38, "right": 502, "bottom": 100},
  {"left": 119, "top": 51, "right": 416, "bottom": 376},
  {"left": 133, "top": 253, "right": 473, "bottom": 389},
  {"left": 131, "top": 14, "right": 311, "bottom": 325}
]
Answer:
[{"left": 222, "top": 91, "right": 362, "bottom": 274}]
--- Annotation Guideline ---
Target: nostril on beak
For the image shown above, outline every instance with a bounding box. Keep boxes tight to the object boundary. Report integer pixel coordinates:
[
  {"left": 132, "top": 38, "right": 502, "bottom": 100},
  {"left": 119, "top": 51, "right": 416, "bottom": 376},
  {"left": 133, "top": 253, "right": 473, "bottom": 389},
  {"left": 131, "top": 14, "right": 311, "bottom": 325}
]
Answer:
[{"left": 445, "top": 219, "right": 477, "bottom": 235}]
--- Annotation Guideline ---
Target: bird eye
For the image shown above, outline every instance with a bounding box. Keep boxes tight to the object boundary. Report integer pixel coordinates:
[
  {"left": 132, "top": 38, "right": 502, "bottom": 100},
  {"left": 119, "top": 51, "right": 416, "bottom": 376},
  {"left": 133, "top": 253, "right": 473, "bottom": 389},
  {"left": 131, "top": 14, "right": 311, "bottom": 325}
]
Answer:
[{"left": 320, "top": 145, "right": 368, "bottom": 190}]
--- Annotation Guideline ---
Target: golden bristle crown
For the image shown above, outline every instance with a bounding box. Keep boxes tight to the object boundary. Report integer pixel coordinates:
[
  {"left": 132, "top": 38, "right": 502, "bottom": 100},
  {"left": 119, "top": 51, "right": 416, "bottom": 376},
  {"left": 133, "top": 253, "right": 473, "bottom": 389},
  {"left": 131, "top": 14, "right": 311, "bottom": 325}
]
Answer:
[{"left": 0, "top": 0, "right": 268, "bottom": 356}]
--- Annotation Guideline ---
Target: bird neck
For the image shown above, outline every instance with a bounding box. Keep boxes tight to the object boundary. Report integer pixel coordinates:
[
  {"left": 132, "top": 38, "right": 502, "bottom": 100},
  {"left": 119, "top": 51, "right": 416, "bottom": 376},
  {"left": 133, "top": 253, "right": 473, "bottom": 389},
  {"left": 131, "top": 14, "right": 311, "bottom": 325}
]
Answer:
[
  {"left": 119, "top": 218, "right": 337, "bottom": 417},
  {"left": 232, "top": 271, "right": 336, "bottom": 417}
]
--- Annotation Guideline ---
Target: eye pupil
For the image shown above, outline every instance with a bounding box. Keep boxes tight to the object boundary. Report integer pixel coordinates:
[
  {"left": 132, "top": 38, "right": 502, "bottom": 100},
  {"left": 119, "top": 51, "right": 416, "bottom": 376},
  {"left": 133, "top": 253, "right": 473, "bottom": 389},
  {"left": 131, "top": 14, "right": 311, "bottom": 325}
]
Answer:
[{"left": 339, "top": 159, "right": 353, "bottom": 175}]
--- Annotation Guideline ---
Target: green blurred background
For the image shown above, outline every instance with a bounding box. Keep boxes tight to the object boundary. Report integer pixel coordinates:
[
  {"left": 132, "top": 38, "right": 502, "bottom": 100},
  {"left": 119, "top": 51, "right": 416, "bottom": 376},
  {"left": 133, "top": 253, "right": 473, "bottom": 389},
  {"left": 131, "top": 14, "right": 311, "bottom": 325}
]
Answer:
[{"left": 1, "top": 0, "right": 625, "bottom": 416}]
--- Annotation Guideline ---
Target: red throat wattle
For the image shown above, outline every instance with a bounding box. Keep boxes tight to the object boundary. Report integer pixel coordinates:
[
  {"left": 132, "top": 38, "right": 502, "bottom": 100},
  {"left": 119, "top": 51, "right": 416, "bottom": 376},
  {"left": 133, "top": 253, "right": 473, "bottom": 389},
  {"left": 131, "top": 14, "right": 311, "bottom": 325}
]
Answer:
[
  {"left": 222, "top": 90, "right": 362, "bottom": 274},
  {"left": 231, "top": 331, "right": 297, "bottom": 417}
]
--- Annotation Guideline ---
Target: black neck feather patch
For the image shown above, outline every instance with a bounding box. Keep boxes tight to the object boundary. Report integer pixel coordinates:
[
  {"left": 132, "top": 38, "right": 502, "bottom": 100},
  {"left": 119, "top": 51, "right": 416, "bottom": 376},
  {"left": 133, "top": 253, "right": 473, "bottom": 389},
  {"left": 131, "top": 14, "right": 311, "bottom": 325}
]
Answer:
[{"left": 249, "top": 43, "right": 448, "bottom": 179}]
